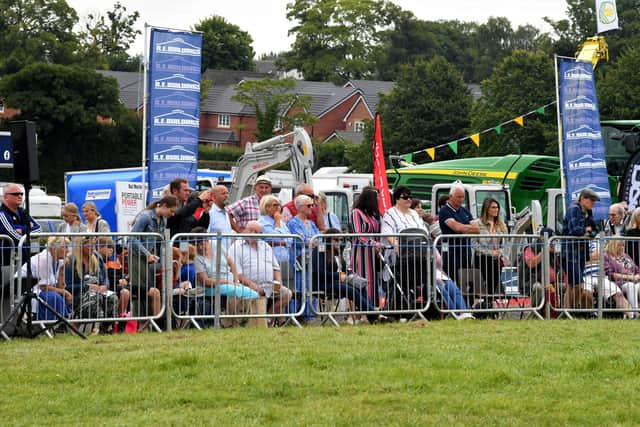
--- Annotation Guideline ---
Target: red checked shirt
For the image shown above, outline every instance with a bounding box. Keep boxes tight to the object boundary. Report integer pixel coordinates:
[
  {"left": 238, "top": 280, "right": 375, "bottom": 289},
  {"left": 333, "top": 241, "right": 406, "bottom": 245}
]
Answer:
[{"left": 226, "top": 195, "right": 260, "bottom": 230}]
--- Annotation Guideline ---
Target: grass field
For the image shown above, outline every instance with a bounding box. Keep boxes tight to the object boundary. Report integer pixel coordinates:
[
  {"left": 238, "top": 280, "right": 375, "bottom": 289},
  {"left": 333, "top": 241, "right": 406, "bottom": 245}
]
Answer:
[{"left": 1, "top": 320, "right": 639, "bottom": 426}]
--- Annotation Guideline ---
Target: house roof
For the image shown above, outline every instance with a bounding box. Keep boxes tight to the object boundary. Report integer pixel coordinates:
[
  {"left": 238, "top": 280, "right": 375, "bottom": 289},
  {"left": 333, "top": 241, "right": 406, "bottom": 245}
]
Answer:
[
  {"left": 96, "top": 70, "right": 144, "bottom": 110},
  {"left": 323, "top": 130, "right": 365, "bottom": 145},
  {"left": 199, "top": 128, "right": 239, "bottom": 144},
  {"left": 344, "top": 80, "right": 394, "bottom": 114}
]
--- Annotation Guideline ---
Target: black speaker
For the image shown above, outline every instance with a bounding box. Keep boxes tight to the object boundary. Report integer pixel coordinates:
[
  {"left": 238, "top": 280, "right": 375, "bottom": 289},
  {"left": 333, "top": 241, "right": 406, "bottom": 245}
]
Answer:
[{"left": 10, "top": 120, "right": 39, "bottom": 183}]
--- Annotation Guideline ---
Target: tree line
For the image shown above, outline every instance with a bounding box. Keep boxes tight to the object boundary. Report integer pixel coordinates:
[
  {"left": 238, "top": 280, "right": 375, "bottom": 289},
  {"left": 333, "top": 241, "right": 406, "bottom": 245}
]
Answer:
[{"left": 2, "top": 0, "right": 640, "bottom": 191}]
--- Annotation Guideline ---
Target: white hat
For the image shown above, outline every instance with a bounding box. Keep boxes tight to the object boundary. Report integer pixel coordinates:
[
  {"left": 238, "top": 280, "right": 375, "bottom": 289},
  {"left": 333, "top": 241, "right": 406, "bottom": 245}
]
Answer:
[{"left": 255, "top": 175, "right": 272, "bottom": 185}]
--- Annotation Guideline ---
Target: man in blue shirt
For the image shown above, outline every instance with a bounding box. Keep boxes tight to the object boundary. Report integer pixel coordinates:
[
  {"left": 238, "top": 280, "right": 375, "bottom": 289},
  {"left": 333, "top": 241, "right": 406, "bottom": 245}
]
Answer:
[
  {"left": 438, "top": 184, "right": 479, "bottom": 281},
  {"left": 207, "top": 185, "right": 234, "bottom": 249},
  {"left": 1, "top": 183, "right": 41, "bottom": 288}
]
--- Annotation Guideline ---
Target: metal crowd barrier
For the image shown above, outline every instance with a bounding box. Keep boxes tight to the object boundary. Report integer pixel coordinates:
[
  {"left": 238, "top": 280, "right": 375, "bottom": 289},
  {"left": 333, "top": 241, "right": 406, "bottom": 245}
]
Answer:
[
  {"left": 169, "top": 232, "right": 305, "bottom": 330},
  {"left": 309, "top": 232, "right": 431, "bottom": 326},
  {"left": 433, "top": 233, "right": 550, "bottom": 319},
  {"left": 16, "top": 232, "right": 167, "bottom": 333},
  {"left": 1, "top": 235, "right": 16, "bottom": 326}
]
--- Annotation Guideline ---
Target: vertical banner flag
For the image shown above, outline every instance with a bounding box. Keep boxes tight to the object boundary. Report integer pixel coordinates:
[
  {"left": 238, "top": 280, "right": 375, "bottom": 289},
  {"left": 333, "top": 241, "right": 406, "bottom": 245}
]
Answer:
[
  {"left": 596, "top": 0, "right": 619, "bottom": 33},
  {"left": 147, "top": 29, "right": 202, "bottom": 201},
  {"left": 558, "top": 57, "right": 611, "bottom": 220},
  {"left": 372, "top": 114, "right": 392, "bottom": 215},
  {"left": 0, "top": 131, "right": 12, "bottom": 169}
]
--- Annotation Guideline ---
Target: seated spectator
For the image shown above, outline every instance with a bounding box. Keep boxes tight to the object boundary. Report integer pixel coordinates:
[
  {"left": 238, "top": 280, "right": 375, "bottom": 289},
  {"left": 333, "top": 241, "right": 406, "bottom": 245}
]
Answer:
[
  {"left": 604, "top": 239, "right": 640, "bottom": 318},
  {"left": 312, "top": 229, "right": 386, "bottom": 323},
  {"left": 584, "top": 247, "right": 632, "bottom": 318},
  {"left": 227, "top": 221, "right": 292, "bottom": 320},
  {"left": 317, "top": 192, "right": 342, "bottom": 231},
  {"left": 282, "top": 183, "right": 326, "bottom": 231},
  {"left": 471, "top": 197, "right": 509, "bottom": 295},
  {"left": 624, "top": 208, "right": 640, "bottom": 265},
  {"left": 381, "top": 186, "right": 429, "bottom": 249},
  {"left": 95, "top": 236, "right": 130, "bottom": 316},
  {"left": 521, "top": 228, "right": 557, "bottom": 309},
  {"left": 64, "top": 236, "right": 109, "bottom": 307},
  {"left": 20, "top": 236, "right": 72, "bottom": 320},
  {"left": 179, "top": 244, "right": 196, "bottom": 286},
  {"left": 434, "top": 249, "right": 472, "bottom": 319},
  {"left": 57, "top": 203, "right": 87, "bottom": 233},
  {"left": 258, "top": 195, "right": 293, "bottom": 291}
]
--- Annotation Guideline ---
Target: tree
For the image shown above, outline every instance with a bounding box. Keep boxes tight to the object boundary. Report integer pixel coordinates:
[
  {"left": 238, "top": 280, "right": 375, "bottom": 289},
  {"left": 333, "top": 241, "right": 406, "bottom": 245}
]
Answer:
[
  {"left": 0, "top": 0, "right": 79, "bottom": 73},
  {"left": 376, "top": 56, "right": 472, "bottom": 159},
  {"left": 78, "top": 1, "right": 141, "bottom": 71},
  {"left": 469, "top": 50, "right": 557, "bottom": 157},
  {"left": 598, "top": 47, "right": 640, "bottom": 119},
  {"left": 282, "top": 0, "right": 403, "bottom": 83},
  {"left": 231, "top": 77, "right": 315, "bottom": 140},
  {"left": 0, "top": 63, "right": 138, "bottom": 191},
  {"left": 194, "top": 15, "right": 255, "bottom": 71}
]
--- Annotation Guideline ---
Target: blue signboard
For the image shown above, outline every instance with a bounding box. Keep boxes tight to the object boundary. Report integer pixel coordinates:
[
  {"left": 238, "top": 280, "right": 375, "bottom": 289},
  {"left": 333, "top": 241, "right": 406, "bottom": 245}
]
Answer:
[
  {"left": 558, "top": 58, "right": 611, "bottom": 221},
  {"left": 0, "top": 132, "right": 12, "bottom": 168},
  {"left": 147, "top": 29, "right": 202, "bottom": 201}
]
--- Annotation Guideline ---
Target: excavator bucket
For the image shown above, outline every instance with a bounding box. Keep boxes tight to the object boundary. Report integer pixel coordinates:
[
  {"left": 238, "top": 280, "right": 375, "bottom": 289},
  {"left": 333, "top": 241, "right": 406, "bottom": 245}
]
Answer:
[{"left": 576, "top": 36, "right": 609, "bottom": 69}]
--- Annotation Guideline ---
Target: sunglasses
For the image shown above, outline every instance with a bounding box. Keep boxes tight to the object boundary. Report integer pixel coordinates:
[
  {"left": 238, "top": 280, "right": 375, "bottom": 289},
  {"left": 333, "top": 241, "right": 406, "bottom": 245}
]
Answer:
[
  {"left": 398, "top": 194, "right": 412, "bottom": 200},
  {"left": 6, "top": 192, "right": 24, "bottom": 196},
  {"left": 305, "top": 204, "right": 314, "bottom": 208}
]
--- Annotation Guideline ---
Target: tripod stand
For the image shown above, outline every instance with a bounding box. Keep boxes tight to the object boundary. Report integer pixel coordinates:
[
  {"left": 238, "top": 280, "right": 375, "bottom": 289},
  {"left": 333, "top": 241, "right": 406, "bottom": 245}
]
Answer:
[{"left": 0, "top": 183, "right": 86, "bottom": 340}]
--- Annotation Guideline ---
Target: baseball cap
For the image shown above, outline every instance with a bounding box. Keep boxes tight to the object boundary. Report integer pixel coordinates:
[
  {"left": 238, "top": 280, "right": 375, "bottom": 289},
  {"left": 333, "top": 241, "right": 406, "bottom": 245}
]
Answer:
[
  {"left": 579, "top": 188, "right": 600, "bottom": 201},
  {"left": 255, "top": 175, "right": 272, "bottom": 185}
]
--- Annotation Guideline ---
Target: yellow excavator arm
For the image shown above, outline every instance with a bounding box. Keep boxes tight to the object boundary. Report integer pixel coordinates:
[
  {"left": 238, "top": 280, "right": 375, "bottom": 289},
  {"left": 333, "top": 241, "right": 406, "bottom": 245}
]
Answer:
[{"left": 576, "top": 36, "right": 609, "bottom": 69}]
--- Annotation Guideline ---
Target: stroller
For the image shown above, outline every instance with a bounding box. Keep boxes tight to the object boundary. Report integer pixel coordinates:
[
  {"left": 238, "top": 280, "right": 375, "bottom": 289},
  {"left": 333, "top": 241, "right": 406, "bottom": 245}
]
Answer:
[{"left": 381, "top": 229, "right": 431, "bottom": 319}]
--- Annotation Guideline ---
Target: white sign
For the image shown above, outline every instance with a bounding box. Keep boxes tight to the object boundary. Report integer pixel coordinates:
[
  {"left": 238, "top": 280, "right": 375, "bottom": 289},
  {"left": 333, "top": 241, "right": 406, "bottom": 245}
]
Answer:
[
  {"left": 596, "top": 0, "right": 619, "bottom": 34},
  {"left": 115, "top": 182, "right": 146, "bottom": 232},
  {"left": 85, "top": 189, "right": 111, "bottom": 201}
]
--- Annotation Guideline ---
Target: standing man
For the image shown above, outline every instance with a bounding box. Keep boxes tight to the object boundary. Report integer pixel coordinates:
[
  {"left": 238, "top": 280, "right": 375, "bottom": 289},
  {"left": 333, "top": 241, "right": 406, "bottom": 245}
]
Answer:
[
  {"left": 227, "top": 175, "right": 272, "bottom": 232},
  {"left": 208, "top": 184, "right": 235, "bottom": 250},
  {"left": 561, "top": 188, "right": 599, "bottom": 308},
  {"left": 438, "top": 184, "right": 479, "bottom": 281},
  {"left": 281, "top": 183, "right": 325, "bottom": 231},
  {"left": 1, "top": 183, "right": 41, "bottom": 287},
  {"left": 168, "top": 178, "right": 192, "bottom": 208}
]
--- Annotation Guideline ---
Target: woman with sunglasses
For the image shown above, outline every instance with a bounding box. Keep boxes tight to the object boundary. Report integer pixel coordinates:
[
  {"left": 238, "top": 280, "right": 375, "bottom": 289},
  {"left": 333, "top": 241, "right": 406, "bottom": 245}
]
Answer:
[{"left": 381, "top": 186, "right": 428, "bottom": 247}]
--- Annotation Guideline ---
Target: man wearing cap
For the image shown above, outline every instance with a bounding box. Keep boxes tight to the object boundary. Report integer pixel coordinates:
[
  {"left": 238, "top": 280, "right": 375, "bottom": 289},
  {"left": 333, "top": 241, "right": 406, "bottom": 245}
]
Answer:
[
  {"left": 561, "top": 188, "right": 599, "bottom": 308},
  {"left": 1, "top": 183, "right": 41, "bottom": 288},
  {"left": 281, "top": 183, "right": 325, "bottom": 231},
  {"left": 227, "top": 175, "right": 273, "bottom": 232}
]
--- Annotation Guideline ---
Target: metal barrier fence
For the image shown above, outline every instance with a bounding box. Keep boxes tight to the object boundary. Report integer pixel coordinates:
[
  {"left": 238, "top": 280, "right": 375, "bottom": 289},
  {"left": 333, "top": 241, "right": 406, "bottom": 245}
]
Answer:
[
  {"left": 15, "top": 232, "right": 167, "bottom": 333},
  {"left": 433, "top": 233, "right": 549, "bottom": 319},
  {"left": 309, "top": 232, "right": 431, "bottom": 325},
  {"left": 1, "top": 235, "right": 16, "bottom": 325},
  {"left": 169, "top": 232, "right": 305, "bottom": 329},
  {"left": 549, "top": 235, "right": 640, "bottom": 319}
]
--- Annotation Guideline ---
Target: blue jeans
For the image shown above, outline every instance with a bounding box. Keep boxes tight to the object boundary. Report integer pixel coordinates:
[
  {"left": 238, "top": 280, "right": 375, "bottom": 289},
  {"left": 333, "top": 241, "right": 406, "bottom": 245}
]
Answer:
[
  {"left": 37, "top": 291, "right": 71, "bottom": 320},
  {"left": 438, "top": 279, "right": 467, "bottom": 310}
]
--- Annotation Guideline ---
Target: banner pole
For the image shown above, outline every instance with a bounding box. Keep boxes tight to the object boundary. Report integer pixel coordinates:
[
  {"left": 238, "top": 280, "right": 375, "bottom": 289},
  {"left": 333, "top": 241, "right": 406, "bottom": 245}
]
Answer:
[
  {"left": 141, "top": 23, "right": 150, "bottom": 202},
  {"left": 554, "top": 54, "right": 566, "bottom": 203}
]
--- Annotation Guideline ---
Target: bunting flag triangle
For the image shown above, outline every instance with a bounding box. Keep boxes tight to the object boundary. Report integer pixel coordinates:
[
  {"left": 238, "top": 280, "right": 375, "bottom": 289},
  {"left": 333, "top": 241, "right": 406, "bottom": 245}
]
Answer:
[
  {"left": 494, "top": 125, "right": 502, "bottom": 135},
  {"left": 426, "top": 147, "right": 435, "bottom": 160},
  {"left": 403, "top": 153, "right": 413, "bottom": 162},
  {"left": 514, "top": 116, "right": 524, "bottom": 126},
  {"left": 470, "top": 133, "right": 480, "bottom": 147},
  {"left": 448, "top": 141, "right": 458, "bottom": 154},
  {"left": 536, "top": 107, "right": 545, "bottom": 115}
]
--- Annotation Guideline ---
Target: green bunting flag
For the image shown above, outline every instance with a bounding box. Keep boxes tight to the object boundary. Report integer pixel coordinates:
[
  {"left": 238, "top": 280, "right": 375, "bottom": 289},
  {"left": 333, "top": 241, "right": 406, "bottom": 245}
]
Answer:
[
  {"left": 403, "top": 153, "right": 413, "bottom": 163},
  {"left": 448, "top": 141, "right": 458, "bottom": 154},
  {"left": 536, "top": 107, "right": 546, "bottom": 115},
  {"left": 494, "top": 125, "right": 502, "bottom": 135}
]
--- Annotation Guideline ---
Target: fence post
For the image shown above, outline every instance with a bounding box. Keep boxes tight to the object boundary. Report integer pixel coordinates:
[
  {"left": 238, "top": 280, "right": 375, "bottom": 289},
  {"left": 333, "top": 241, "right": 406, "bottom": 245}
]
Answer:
[
  {"left": 597, "top": 238, "right": 604, "bottom": 320},
  {"left": 542, "top": 234, "right": 551, "bottom": 320},
  {"left": 164, "top": 229, "right": 172, "bottom": 332},
  {"left": 213, "top": 233, "right": 223, "bottom": 330}
]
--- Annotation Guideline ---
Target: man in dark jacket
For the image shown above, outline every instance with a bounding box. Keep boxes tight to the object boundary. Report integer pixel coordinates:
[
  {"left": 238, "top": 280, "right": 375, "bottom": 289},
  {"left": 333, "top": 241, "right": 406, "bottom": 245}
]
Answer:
[{"left": 167, "top": 189, "right": 212, "bottom": 237}]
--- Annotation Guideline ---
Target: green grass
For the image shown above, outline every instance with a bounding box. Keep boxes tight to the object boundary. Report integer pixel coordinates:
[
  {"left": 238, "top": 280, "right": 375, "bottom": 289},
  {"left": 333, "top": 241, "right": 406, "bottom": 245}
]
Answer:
[{"left": 1, "top": 320, "right": 639, "bottom": 426}]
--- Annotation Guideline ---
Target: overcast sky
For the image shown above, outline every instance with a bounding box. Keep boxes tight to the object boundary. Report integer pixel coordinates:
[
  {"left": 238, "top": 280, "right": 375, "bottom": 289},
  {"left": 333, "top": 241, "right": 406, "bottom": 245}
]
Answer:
[{"left": 66, "top": 0, "right": 569, "bottom": 57}]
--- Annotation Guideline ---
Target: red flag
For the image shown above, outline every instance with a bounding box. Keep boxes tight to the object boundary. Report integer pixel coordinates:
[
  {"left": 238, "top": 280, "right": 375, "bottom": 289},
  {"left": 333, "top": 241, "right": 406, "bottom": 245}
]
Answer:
[{"left": 372, "top": 114, "right": 392, "bottom": 215}]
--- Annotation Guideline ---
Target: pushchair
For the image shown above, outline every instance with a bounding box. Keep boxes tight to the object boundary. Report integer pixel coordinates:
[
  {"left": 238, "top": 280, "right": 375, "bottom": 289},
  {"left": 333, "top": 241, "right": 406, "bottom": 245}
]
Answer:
[{"left": 381, "top": 229, "right": 431, "bottom": 319}]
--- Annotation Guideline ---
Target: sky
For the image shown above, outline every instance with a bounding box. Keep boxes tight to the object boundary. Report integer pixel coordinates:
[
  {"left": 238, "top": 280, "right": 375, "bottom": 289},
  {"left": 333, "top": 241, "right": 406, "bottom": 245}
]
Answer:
[{"left": 66, "top": 0, "right": 569, "bottom": 57}]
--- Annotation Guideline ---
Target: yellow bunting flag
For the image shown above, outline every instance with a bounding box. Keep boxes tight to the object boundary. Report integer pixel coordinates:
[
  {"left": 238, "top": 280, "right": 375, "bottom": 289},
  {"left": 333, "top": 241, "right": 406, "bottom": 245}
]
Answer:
[
  {"left": 426, "top": 147, "right": 435, "bottom": 160},
  {"left": 470, "top": 133, "right": 480, "bottom": 147},
  {"left": 514, "top": 116, "right": 524, "bottom": 127}
]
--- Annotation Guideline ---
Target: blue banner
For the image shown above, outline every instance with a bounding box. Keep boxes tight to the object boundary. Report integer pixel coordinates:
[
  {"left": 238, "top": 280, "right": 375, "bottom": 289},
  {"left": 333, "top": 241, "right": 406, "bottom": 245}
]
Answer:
[
  {"left": 147, "top": 29, "right": 202, "bottom": 201},
  {"left": 558, "top": 58, "right": 611, "bottom": 221},
  {"left": 0, "top": 132, "right": 12, "bottom": 168}
]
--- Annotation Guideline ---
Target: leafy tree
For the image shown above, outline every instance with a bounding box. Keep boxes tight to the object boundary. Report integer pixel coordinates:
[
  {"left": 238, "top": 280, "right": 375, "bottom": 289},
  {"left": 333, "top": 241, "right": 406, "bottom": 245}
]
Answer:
[
  {"left": 283, "top": 0, "right": 403, "bottom": 83},
  {"left": 469, "top": 50, "right": 557, "bottom": 157},
  {"left": 0, "top": 0, "right": 79, "bottom": 73},
  {"left": 598, "top": 47, "right": 640, "bottom": 119},
  {"left": 315, "top": 140, "right": 347, "bottom": 168},
  {"left": 0, "top": 62, "right": 136, "bottom": 191},
  {"left": 194, "top": 15, "right": 255, "bottom": 71},
  {"left": 231, "top": 77, "right": 315, "bottom": 140},
  {"left": 376, "top": 56, "right": 472, "bottom": 159},
  {"left": 78, "top": 1, "right": 141, "bottom": 71}
]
